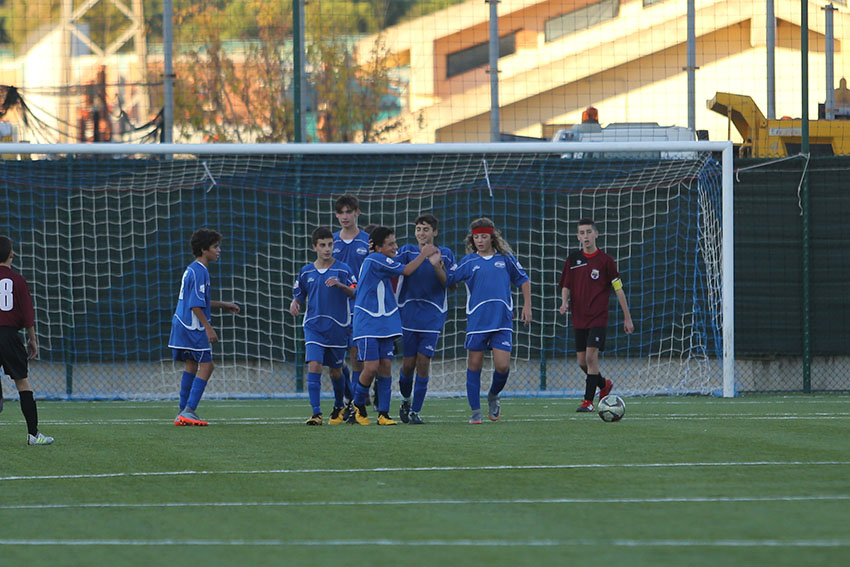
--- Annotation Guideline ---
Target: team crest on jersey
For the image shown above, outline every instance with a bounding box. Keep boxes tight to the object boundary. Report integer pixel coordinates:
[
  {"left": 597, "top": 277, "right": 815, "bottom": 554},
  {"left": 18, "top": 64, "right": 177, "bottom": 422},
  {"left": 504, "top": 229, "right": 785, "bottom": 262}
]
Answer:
[
  {"left": 307, "top": 276, "right": 315, "bottom": 283},
  {"left": 333, "top": 247, "right": 341, "bottom": 254},
  {"left": 591, "top": 269, "right": 600, "bottom": 280},
  {"left": 495, "top": 261, "right": 506, "bottom": 269},
  {"left": 357, "top": 247, "right": 368, "bottom": 255},
  {"left": 472, "top": 265, "right": 480, "bottom": 272}
]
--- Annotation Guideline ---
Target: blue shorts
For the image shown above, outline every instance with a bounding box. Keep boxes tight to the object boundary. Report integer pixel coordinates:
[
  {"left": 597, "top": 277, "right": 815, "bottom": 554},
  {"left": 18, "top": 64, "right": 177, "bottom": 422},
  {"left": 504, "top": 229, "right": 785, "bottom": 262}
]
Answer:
[
  {"left": 402, "top": 330, "right": 440, "bottom": 358},
  {"left": 172, "top": 349, "right": 213, "bottom": 363},
  {"left": 355, "top": 337, "right": 397, "bottom": 362},
  {"left": 464, "top": 330, "right": 513, "bottom": 353},
  {"left": 346, "top": 325, "right": 355, "bottom": 348},
  {"left": 305, "top": 343, "right": 346, "bottom": 368}
]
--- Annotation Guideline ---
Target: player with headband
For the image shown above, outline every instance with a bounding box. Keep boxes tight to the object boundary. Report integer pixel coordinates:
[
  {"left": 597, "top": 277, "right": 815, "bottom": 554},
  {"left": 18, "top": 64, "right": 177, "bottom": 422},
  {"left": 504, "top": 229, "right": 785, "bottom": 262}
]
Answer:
[{"left": 445, "top": 218, "right": 531, "bottom": 424}]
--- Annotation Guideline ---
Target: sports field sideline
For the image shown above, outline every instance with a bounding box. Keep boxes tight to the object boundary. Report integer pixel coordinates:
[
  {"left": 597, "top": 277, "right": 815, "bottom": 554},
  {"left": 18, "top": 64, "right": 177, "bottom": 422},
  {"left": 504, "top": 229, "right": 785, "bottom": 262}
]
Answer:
[{"left": 1, "top": 395, "right": 848, "bottom": 566}]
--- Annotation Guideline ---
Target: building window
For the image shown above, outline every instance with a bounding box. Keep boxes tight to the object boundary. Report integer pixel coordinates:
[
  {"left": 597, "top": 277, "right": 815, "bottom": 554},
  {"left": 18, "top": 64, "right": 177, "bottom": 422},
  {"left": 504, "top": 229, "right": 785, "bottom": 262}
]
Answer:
[
  {"left": 446, "top": 32, "right": 517, "bottom": 78},
  {"left": 545, "top": 0, "right": 619, "bottom": 43}
]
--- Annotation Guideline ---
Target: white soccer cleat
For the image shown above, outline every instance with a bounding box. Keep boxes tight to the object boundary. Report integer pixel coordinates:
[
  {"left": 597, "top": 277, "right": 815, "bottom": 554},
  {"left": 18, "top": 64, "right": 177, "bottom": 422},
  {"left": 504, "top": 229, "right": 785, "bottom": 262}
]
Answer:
[{"left": 27, "top": 432, "right": 54, "bottom": 446}]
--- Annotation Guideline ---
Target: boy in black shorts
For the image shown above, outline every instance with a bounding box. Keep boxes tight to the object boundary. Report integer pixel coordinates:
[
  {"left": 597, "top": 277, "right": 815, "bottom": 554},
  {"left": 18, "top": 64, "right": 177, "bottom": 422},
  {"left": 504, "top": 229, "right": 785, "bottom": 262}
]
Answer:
[
  {"left": 558, "top": 219, "right": 634, "bottom": 412},
  {"left": 0, "top": 236, "right": 54, "bottom": 445}
]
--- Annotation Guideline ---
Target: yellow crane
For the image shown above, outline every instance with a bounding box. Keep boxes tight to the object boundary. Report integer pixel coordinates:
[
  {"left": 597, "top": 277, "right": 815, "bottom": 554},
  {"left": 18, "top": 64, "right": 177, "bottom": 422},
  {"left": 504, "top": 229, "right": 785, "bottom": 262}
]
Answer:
[{"left": 708, "top": 88, "right": 850, "bottom": 157}]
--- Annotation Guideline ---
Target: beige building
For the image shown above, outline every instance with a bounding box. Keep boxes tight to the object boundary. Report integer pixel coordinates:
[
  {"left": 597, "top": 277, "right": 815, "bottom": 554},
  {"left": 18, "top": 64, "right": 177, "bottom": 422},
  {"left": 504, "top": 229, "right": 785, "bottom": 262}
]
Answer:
[{"left": 357, "top": 0, "right": 850, "bottom": 144}]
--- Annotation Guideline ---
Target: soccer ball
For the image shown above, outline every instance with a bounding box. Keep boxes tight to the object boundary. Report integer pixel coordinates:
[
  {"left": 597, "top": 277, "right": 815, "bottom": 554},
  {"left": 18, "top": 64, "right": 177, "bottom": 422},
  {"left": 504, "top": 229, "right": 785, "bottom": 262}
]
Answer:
[{"left": 597, "top": 395, "right": 625, "bottom": 422}]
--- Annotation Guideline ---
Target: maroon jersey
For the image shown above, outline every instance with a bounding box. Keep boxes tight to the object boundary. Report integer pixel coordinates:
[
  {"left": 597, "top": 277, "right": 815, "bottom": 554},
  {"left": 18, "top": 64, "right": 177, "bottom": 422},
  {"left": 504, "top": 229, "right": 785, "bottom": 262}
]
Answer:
[
  {"left": 0, "top": 265, "right": 35, "bottom": 329},
  {"left": 558, "top": 249, "right": 620, "bottom": 329}
]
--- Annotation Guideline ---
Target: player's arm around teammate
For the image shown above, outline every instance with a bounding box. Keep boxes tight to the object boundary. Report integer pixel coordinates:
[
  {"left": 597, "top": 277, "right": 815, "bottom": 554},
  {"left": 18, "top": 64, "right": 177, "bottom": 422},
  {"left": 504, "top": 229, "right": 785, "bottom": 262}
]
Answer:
[
  {"left": 350, "top": 226, "right": 437, "bottom": 425},
  {"left": 395, "top": 214, "right": 450, "bottom": 424}
]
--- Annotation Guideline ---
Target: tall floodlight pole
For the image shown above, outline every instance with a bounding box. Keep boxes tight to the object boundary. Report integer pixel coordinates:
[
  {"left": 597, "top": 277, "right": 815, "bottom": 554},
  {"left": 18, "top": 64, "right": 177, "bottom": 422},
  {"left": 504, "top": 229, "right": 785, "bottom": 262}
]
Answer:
[
  {"left": 293, "top": 0, "right": 307, "bottom": 143},
  {"left": 686, "top": 0, "right": 696, "bottom": 131},
  {"left": 801, "top": 0, "right": 811, "bottom": 392},
  {"left": 824, "top": 4, "right": 837, "bottom": 120},
  {"left": 487, "top": 0, "right": 500, "bottom": 142},
  {"left": 61, "top": 0, "right": 73, "bottom": 143},
  {"left": 767, "top": 0, "right": 776, "bottom": 119},
  {"left": 163, "top": 0, "right": 174, "bottom": 143}
]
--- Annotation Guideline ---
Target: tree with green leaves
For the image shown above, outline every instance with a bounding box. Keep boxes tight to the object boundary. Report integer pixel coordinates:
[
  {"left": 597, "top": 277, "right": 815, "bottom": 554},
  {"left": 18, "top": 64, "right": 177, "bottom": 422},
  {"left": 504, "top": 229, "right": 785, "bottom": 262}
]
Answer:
[{"left": 169, "top": 0, "right": 295, "bottom": 142}]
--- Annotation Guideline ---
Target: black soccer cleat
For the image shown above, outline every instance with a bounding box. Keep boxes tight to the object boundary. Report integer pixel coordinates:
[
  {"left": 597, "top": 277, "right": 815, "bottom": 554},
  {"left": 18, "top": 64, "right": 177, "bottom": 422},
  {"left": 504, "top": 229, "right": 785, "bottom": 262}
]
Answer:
[{"left": 399, "top": 399, "right": 411, "bottom": 423}]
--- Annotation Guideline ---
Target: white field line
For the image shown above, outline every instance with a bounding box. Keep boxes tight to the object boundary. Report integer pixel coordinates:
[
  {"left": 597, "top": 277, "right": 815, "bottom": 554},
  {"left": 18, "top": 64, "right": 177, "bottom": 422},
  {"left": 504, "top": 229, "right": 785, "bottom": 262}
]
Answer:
[
  {"left": 2, "top": 414, "right": 848, "bottom": 427},
  {"left": 2, "top": 494, "right": 849, "bottom": 511},
  {"left": 21, "top": 398, "right": 850, "bottom": 412},
  {"left": 0, "top": 538, "right": 848, "bottom": 548},
  {"left": 1, "top": 461, "right": 849, "bottom": 482}
]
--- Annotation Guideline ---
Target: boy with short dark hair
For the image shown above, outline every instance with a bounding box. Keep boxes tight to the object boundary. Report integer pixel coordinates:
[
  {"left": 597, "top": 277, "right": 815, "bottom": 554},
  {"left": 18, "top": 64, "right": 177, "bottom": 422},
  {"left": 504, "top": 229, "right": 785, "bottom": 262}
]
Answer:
[
  {"left": 168, "top": 228, "right": 240, "bottom": 426},
  {"left": 395, "top": 214, "right": 455, "bottom": 424},
  {"left": 350, "top": 226, "right": 443, "bottom": 425},
  {"left": 290, "top": 227, "right": 356, "bottom": 425},
  {"left": 558, "top": 218, "right": 634, "bottom": 412},
  {"left": 332, "top": 194, "right": 371, "bottom": 418},
  {"left": 0, "top": 235, "right": 54, "bottom": 445}
]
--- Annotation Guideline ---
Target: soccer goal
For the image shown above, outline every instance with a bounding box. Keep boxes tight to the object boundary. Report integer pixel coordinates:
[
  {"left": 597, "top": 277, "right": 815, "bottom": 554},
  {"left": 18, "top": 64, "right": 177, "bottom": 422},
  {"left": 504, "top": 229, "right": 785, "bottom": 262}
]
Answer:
[{"left": 0, "top": 141, "right": 734, "bottom": 400}]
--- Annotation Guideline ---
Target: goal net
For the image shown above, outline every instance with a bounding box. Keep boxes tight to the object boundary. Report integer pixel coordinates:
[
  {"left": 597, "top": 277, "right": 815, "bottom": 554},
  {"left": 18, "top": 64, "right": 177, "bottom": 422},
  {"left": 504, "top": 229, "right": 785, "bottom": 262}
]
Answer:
[{"left": 0, "top": 142, "right": 732, "bottom": 400}]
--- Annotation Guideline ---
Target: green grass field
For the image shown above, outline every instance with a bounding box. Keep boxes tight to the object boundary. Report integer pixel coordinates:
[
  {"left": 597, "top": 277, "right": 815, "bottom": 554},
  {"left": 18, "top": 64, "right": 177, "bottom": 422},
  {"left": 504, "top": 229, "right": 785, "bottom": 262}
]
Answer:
[{"left": 2, "top": 395, "right": 849, "bottom": 566}]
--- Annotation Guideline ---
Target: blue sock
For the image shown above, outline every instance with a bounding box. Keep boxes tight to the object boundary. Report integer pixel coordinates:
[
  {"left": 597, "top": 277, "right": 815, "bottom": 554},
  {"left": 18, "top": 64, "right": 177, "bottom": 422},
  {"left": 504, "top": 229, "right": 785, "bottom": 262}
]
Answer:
[
  {"left": 352, "top": 370, "right": 362, "bottom": 396},
  {"left": 342, "top": 366, "right": 352, "bottom": 401},
  {"left": 186, "top": 377, "right": 208, "bottom": 411},
  {"left": 179, "top": 371, "right": 195, "bottom": 411},
  {"left": 412, "top": 374, "right": 429, "bottom": 413},
  {"left": 377, "top": 376, "right": 392, "bottom": 413},
  {"left": 307, "top": 372, "right": 322, "bottom": 415},
  {"left": 399, "top": 371, "right": 413, "bottom": 399},
  {"left": 331, "top": 374, "right": 345, "bottom": 408},
  {"left": 489, "top": 370, "right": 509, "bottom": 397},
  {"left": 466, "top": 369, "right": 482, "bottom": 410},
  {"left": 353, "top": 380, "right": 370, "bottom": 407}
]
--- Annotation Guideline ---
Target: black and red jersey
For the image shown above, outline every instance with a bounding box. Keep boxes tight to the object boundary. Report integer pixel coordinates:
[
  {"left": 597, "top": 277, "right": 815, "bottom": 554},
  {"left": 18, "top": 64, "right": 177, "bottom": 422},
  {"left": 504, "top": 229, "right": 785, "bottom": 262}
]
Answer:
[
  {"left": 0, "top": 265, "right": 35, "bottom": 329},
  {"left": 558, "top": 249, "right": 620, "bottom": 329}
]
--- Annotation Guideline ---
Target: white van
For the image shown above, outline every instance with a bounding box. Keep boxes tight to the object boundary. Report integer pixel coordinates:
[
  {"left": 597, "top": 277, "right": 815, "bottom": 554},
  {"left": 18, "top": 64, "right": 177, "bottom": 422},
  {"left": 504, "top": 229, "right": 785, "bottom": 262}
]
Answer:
[{"left": 551, "top": 122, "right": 698, "bottom": 159}]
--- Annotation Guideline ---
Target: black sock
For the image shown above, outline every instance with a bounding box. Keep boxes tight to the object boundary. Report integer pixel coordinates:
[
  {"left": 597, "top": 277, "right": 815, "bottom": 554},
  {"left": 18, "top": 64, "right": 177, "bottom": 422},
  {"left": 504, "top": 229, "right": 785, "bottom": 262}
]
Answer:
[
  {"left": 19, "top": 390, "right": 38, "bottom": 436},
  {"left": 583, "top": 376, "right": 596, "bottom": 401},
  {"left": 593, "top": 373, "right": 606, "bottom": 389}
]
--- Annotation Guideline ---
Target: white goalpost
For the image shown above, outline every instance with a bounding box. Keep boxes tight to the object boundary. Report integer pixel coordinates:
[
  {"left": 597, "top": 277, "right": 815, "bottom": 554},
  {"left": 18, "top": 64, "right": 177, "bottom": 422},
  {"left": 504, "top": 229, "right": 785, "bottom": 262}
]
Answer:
[{"left": 0, "top": 141, "right": 735, "bottom": 400}]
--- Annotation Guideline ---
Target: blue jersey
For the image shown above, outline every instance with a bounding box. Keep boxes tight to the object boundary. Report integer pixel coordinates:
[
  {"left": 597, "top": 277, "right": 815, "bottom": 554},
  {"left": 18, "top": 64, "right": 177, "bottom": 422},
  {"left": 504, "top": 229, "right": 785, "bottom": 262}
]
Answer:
[
  {"left": 333, "top": 229, "right": 371, "bottom": 277},
  {"left": 292, "top": 260, "right": 356, "bottom": 347},
  {"left": 446, "top": 252, "right": 530, "bottom": 335},
  {"left": 168, "top": 261, "right": 212, "bottom": 352},
  {"left": 352, "top": 252, "right": 406, "bottom": 340},
  {"left": 396, "top": 244, "right": 455, "bottom": 333}
]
